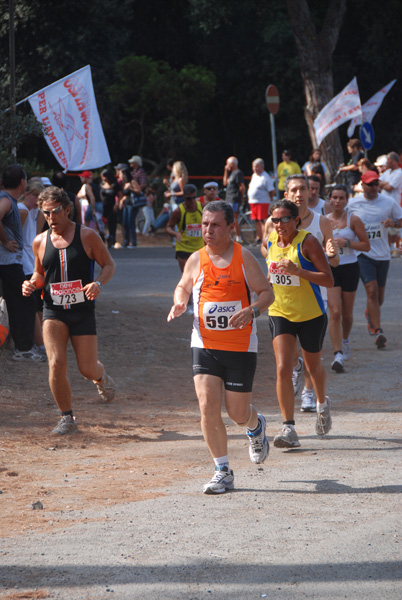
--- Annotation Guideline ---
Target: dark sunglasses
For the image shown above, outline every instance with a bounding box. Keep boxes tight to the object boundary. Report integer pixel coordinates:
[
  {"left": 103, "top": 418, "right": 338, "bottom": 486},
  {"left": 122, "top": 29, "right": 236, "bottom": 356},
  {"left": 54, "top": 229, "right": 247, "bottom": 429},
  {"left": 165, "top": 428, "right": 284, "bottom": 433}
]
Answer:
[
  {"left": 365, "top": 181, "right": 379, "bottom": 187},
  {"left": 271, "top": 216, "right": 295, "bottom": 224},
  {"left": 204, "top": 187, "right": 217, "bottom": 191},
  {"left": 42, "top": 205, "right": 64, "bottom": 217}
]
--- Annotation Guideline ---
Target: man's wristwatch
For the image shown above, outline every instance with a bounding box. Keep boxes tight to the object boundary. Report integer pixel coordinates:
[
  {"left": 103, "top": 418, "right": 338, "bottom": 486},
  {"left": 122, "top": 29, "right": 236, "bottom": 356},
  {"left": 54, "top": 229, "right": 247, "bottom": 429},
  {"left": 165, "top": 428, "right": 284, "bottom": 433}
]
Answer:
[
  {"left": 95, "top": 280, "right": 103, "bottom": 289},
  {"left": 251, "top": 306, "right": 260, "bottom": 319},
  {"left": 345, "top": 239, "right": 351, "bottom": 248}
]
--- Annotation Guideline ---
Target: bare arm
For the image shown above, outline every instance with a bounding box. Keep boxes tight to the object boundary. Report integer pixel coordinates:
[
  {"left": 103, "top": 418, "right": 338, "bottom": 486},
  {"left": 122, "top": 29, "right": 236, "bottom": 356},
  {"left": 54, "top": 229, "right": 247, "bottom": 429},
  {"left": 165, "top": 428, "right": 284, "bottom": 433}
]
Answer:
[
  {"left": 167, "top": 252, "right": 199, "bottom": 321},
  {"left": 336, "top": 214, "right": 370, "bottom": 253},
  {"left": 320, "top": 215, "right": 339, "bottom": 267},
  {"left": 19, "top": 207, "right": 28, "bottom": 228},
  {"left": 278, "top": 234, "right": 334, "bottom": 288},
  {"left": 260, "top": 217, "right": 275, "bottom": 259},
  {"left": 228, "top": 248, "right": 274, "bottom": 329},
  {"left": 22, "top": 234, "right": 47, "bottom": 296},
  {"left": 165, "top": 208, "right": 182, "bottom": 240},
  {"left": 0, "top": 197, "right": 20, "bottom": 253}
]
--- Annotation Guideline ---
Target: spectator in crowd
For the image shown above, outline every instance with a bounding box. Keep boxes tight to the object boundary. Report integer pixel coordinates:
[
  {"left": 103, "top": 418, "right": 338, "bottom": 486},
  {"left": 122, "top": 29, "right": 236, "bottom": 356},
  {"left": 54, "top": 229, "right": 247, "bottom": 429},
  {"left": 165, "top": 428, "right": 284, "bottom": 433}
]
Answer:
[
  {"left": 164, "top": 161, "right": 188, "bottom": 207},
  {"left": 100, "top": 169, "right": 122, "bottom": 248},
  {"left": 76, "top": 171, "right": 103, "bottom": 228},
  {"left": 223, "top": 156, "right": 245, "bottom": 242},
  {"left": 128, "top": 155, "right": 147, "bottom": 192},
  {"left": 353, "top": 158, "right": 378, "bottom": 195},
  {"left": 18, "top": 178, "right": 47, "bottom": 359},
  {"left": 379, "top": 151, "right": 402, "bottom": 256},
  {"left": 116, "top": 163, "right": 143, "bottom": 248},
  {"left": 302, "top": 149, "right": 328, "bottom": 179},
  {"left": 339, "top": 139, "right": 364, "bottom": 192},
  {"left": 142, "top": 186, "right": 156, "bottom": 236},
  {"left": 277, "top": 150, "right": 301, "bottom": 199},
  {"left": 248, "top": 158, "right": 275, "bottom": 245},
  {"left": 0, "top": 164, "right": 39, "bottom": 361}
]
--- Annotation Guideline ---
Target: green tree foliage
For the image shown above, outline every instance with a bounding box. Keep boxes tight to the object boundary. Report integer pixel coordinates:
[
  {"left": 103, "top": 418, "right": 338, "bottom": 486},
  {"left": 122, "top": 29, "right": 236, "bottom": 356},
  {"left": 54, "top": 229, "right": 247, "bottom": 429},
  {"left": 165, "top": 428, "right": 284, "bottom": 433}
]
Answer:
[{"left": 107, "top": 55, "right": 216, "bottom": 171}]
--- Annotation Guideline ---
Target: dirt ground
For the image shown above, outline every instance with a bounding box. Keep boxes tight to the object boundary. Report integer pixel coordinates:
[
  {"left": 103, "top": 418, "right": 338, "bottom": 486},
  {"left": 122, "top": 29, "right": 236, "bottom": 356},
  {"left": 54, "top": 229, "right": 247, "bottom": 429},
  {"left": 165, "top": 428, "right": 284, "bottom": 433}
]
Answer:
[{"left": 0, "top": 242, "right": 401, "bottom": 599}]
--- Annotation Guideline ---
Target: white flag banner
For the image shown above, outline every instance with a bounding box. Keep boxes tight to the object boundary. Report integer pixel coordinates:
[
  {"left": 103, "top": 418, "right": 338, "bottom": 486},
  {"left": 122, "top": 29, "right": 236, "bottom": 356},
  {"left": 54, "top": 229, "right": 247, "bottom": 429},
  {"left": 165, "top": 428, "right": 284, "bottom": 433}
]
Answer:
[
  {"left": 314, "top": 77, "right": 362, "bottom": 147},
  {"left": 347, "top": 79, "right": 397, "bottom": 138},
  {"left": 26, "top": 65, "right": 110, "bottom": 171}
]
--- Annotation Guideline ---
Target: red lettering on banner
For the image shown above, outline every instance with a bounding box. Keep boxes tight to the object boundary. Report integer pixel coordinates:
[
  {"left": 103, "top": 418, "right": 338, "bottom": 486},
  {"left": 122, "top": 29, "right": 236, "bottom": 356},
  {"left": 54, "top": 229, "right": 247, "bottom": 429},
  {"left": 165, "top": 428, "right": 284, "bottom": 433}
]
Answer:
[
  {"left": 38, "top": 92, "right": 47, "bottom": 115},
  {"left": 42, "top": 116, "right": 68, "bottom": 167},
  {"left": 64, "top": 76, "right": 91, "bottom": 163}
]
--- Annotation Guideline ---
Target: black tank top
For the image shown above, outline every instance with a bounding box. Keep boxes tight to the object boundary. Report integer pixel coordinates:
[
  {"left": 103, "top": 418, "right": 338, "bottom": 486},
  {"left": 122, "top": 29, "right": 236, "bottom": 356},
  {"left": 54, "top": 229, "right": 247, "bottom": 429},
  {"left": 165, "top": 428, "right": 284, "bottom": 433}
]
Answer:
[{"left": 43, "top": 224, "right": 94, "bottom": 311}]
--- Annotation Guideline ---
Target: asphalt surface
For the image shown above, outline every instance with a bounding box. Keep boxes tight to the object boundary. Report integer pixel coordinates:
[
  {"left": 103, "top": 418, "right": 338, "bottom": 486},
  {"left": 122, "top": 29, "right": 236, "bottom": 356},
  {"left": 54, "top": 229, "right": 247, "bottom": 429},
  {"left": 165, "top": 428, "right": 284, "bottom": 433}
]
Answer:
[{"left": 1, "top": 247, "right": 401, "bottom": 600}]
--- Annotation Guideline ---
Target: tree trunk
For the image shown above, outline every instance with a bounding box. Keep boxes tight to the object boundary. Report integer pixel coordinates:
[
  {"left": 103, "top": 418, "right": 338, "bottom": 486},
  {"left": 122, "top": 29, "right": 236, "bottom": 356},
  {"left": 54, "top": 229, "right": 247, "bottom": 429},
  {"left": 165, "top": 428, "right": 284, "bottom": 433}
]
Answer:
[{"left": 285, "top": 0, "right": 347, "bottom": 177}]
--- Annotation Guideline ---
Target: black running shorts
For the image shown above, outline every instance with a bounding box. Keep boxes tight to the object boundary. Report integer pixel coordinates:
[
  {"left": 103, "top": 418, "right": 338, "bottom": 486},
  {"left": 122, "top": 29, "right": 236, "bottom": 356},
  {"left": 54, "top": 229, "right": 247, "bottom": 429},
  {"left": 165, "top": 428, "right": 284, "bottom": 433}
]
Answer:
[
  {"left": 192, "top": 347, "right": 257, "bottom": 392},
  {"left": 268, "top": 313, "right": 328, "bottom": 353},
  {"left": 43, "top": 307, "right": 97, "bottom": 336}
]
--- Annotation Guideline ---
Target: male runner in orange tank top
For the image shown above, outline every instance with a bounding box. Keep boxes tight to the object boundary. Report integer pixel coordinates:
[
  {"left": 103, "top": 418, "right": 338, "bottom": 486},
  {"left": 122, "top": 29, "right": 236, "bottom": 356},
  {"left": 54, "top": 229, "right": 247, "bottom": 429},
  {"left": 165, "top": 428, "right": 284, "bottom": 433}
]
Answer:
[{"left": 168, "top": 201, "right": 274, "bottom": 494}]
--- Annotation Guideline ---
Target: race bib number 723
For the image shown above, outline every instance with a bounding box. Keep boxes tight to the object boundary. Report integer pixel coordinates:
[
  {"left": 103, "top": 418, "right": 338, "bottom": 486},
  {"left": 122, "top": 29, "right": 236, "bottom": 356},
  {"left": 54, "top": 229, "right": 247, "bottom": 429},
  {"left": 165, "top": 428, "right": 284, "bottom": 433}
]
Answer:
[{"left": 50, "top": 279, "right": 85, "bottom": 306}]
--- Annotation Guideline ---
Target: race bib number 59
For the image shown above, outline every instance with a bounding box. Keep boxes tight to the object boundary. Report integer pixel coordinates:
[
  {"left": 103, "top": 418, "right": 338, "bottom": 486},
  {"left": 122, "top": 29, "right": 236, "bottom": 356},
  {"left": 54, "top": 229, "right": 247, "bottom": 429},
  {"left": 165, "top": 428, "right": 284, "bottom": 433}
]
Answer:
[
  {"left": 50, "top": 279, "right": 85, "bottom": 306},
  {"left": 203, "top": 301, "right": 242, "bottom": 330},
  {"left": 269, "top": 261, "right": 300, "bottom": 286}
]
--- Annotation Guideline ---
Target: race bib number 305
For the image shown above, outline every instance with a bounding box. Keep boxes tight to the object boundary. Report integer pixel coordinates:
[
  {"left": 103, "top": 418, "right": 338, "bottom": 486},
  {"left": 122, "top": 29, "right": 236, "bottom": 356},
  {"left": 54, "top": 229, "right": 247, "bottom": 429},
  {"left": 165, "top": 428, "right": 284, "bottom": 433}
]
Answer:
[
  {"left": 50, "top": 279, "right": 85, "bottom": 306},
  {"left": 203, "top": 301, "right": 242, "bottom": 330},
  {"left": 269, "top": 261, "right": 300, "bottom": 286}
]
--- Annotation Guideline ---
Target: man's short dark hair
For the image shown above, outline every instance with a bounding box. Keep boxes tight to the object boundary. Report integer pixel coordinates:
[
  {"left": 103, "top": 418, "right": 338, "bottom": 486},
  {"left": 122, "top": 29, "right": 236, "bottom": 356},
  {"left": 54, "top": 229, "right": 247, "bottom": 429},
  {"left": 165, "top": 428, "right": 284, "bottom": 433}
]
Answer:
[
  {"left": 203, "top": 200, "right": 234, "bottom": 225},
  {"left": 2, "top": 164, "right": 27, "bottom": 189},
  {"left": 284, "top": 174, "right": 309, "bottom": 192},
  {"left": 38, "top": 186, "right": 72, "bottom": 210},
  {"left": 308, "top": 175, "right": 321, "bottom": 184}
]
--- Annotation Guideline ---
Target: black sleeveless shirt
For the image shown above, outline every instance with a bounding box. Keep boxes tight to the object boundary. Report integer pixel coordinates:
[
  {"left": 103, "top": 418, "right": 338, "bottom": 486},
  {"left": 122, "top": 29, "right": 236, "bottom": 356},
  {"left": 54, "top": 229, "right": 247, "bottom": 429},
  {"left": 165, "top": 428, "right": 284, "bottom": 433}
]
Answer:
[{"left": 42, "top": 224, "right": 95, "bottom": 311}]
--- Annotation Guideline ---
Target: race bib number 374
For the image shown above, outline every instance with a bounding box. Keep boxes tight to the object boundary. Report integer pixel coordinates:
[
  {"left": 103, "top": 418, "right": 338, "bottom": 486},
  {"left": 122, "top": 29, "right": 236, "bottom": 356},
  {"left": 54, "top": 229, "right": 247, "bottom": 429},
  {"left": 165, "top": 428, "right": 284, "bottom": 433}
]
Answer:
[
  {"left": 203, "top": 301, "right": 242, "bottom": 330},
  {"left": 50, "top": 279, "right": 85, "bottom": 306}
]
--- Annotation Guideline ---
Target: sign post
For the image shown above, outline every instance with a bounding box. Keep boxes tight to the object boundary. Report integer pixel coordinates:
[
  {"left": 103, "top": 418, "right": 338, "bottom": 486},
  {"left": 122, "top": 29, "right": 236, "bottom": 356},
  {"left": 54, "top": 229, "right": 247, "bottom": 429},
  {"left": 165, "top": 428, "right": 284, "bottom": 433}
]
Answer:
[
  {"left": 266, "top": 85, "right": 280, "bottom": 198},
  {"left": 359, "top": 121, "right": 374, "bottom": 158}
]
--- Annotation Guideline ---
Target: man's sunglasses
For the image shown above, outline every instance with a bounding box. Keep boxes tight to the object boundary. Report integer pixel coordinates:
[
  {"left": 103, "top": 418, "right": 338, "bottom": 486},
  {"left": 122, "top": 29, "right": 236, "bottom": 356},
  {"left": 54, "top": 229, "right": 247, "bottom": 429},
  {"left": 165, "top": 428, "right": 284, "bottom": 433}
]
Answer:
[
  {"left": 205, "top": 187, "right": 217, "bottom": 191},
  {"left": 365, "top": 181, "right": 379, "bottom": 187},
  {"left": 271, "top": 216, "right": 296, "bottom": 224},
  {"left": 42, "top": 205, "right": 64, "bottom": 217}
]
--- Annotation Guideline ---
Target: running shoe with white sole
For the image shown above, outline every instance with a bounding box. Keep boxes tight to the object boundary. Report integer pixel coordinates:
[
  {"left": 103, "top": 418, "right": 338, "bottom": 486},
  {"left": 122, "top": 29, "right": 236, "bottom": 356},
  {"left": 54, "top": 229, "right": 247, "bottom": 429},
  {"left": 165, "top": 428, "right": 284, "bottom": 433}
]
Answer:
[
  {"left": 51, "top": 415, "right": 78, "bottom": 436},
  {"left": 203, "top": 466, "right": 234, "bottom": 495},
  {"left": 94, "top": 372, "right": 116, "bottom": 402},
  {"left": 342, "top": 339, "right": 351, "bottom": 361},
  {"left": 300, "top": 388, "right": 316, "bottom": 412},
  {"left": 316, "top": 397, "right": 332, "bottom": 436},
  {"left": 375, "top": 329, "right": 387, "bottom": 349},
  {"left": 273, "top": 425, "right": 301, "bottom": 448},
  {"left": 331, "top": 351, "right": 345, "bottom": 373},
  {"left": 12, "top": 347, "right": 46, "bottom": 362},
  {"left": 247, "top": 414, "right": 270, "bottom": 464},
  {"left": 292, "top": 357, "right": 304, "bottom": 397}
]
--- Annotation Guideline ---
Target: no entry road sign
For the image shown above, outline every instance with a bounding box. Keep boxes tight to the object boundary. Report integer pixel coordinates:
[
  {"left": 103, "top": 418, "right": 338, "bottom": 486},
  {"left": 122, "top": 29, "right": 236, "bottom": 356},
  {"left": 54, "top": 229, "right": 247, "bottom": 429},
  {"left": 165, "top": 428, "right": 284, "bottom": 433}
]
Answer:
[{"left": 266, "top": 85, "right": 280, "bottom": 115}]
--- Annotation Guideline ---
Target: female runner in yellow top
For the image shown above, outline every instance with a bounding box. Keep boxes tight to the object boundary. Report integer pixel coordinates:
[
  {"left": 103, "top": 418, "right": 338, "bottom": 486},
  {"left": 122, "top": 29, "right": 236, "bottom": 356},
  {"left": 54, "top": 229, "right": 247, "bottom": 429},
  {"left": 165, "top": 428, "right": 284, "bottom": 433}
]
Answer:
[{"left": 265, "top": 200, "right": 335, "bottom": 448}]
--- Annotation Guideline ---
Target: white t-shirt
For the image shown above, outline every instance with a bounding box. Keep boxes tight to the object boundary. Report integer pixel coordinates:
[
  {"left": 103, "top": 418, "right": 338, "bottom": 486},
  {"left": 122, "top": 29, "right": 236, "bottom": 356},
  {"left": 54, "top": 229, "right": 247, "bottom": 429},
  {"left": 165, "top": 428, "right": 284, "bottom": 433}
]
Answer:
[
  {"left": 310, "top": 198, "right": 327, "bottom": 215},
  {"left": 348, "top": 193, "right": 402, "bottom": 260},
  {"left": 248, "top": 170, "right": 274, "bottom": 204},
  {"left": 380, "top": 168, "right": 402, "bottom": 204}
]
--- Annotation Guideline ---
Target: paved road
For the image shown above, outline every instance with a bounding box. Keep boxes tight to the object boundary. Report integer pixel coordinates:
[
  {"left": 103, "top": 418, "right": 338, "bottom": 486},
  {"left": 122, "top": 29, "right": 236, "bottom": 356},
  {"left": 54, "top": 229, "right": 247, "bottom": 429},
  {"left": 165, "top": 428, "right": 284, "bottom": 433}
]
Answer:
[{"left": 1, "top": 248, "right": 401, "bottom": 600}]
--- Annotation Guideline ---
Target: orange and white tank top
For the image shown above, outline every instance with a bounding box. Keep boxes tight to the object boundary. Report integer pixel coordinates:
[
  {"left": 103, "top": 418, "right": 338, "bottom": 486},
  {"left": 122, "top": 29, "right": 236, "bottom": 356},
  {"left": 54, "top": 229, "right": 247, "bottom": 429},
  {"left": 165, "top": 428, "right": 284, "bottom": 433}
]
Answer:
[{"left": 191, "top": 243, "right": 257, "bottom": 352}]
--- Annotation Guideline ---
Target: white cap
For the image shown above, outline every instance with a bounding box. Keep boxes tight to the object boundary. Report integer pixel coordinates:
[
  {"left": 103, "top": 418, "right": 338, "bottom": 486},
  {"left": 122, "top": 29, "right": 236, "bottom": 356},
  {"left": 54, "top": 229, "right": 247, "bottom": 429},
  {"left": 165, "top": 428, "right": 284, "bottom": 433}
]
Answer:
[{"left": 203, "top": 181, "right": 218, "bottom": 189}]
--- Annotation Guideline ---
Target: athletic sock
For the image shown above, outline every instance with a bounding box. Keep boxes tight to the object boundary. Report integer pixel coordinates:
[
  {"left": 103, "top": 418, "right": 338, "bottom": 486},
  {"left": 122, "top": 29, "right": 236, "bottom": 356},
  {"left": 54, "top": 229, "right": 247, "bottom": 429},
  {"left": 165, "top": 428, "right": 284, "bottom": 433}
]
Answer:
[
  {"left": 62, "top": 410, "right": 73, "bottom": 418},
  {"left": 213, "top": 455, "right": 229, "bottom": 469},
  {"left": 247, "top": 417, "right": 262, "bottom": 435},
  {"left": 316, "top": 400, "right": 328, "bottom": 413}
]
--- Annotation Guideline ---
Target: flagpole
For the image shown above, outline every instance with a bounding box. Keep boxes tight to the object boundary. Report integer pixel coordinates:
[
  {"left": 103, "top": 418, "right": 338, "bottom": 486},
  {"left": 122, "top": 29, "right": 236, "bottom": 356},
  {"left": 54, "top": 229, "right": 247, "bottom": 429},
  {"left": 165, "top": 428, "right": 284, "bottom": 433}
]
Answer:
[{"left": 9, "top": 0, "right": 16, "bottom": 162}]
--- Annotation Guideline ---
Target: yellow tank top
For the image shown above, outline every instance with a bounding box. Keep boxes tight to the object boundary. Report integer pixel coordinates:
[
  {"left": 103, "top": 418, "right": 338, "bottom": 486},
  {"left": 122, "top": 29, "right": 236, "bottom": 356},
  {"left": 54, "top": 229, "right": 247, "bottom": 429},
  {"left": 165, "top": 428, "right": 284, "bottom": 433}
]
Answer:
[
  {"left": 176, "top": 201, "right": 204, "bottom": 254},
  {"left": 267, "top": 229, "right": 325, "bottom": 322}
]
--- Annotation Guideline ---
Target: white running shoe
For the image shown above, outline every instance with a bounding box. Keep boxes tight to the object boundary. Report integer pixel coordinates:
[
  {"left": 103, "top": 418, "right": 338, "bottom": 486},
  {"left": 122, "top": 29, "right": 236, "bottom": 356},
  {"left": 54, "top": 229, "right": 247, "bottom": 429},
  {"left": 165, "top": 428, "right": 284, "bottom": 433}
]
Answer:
[
  {"left": 292, "top": 357, "right": 304, "bottom": 397},
  {"left": 203, "top": 466, "right": 234, "bottom": 495},
  {"left": 331, "top": 352, "right": 345, "bottom": 373},
  {"left": 247, "top": 414, "right": 270, "bottom": 464},
  {"left": 300, "top": 388, "right": 316, "bottom": 412},
  {"left": 316, "top": 397, "right": 332, "bottom": 436},
  {"left": 342, "top": 339, "right": 351, "bottom": 361},
  {"left": 273, "top": 425, "right": 301, "bottom": 448}
]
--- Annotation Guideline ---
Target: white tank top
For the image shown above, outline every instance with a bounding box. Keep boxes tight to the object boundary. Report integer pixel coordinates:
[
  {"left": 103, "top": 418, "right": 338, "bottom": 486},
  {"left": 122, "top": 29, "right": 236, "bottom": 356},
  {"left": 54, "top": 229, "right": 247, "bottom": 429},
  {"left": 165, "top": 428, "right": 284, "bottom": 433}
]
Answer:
[{"left": 332, "top": 211, "right": 358, "bottom": 266}]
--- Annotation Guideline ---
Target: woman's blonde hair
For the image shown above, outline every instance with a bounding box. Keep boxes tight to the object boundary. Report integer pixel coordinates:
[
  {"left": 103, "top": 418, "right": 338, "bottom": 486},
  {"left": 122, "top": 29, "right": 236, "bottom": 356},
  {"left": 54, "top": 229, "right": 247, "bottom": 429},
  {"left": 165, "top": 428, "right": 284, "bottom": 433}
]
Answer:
[
  {"left": 19, "top": 178, "right": 45, "bottom": 202},
  {"left": 172, "top": 161, "right": 188, "bottom": 182}
]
